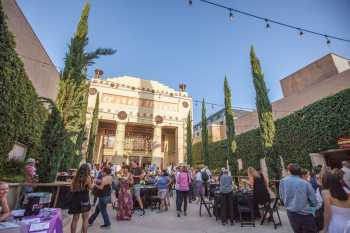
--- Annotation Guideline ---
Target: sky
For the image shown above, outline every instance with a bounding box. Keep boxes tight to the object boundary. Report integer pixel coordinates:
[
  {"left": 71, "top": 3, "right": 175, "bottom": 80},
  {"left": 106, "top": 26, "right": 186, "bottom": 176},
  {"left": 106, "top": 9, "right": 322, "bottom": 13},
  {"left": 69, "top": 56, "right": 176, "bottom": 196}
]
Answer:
[{"left": 16, "top": 0, "right": 350, "bottom": 123}]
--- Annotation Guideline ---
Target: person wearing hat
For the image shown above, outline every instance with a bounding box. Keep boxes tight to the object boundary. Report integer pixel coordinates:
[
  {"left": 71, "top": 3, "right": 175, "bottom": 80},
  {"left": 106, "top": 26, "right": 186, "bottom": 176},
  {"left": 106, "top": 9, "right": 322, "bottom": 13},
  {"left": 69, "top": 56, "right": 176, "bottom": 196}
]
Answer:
[{"left": 24, "top": 158, "right": 37, "bottom": 193}]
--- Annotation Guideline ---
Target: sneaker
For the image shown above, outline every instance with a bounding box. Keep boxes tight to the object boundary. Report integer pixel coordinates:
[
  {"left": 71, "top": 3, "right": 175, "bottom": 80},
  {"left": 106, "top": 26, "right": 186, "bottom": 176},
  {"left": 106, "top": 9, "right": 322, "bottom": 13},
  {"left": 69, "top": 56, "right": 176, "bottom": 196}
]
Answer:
[
  {"left": 184, "top": 212, "right": 187, "bottom": 216},
  {"left": 100, "top": 224, "right": 111, "bottom": 229},
  {"left": 140, "top": 209, "right": 145, "bottom": 216},
  {"left": 177, "top": 212, "right": 181, "bottom": 217}
]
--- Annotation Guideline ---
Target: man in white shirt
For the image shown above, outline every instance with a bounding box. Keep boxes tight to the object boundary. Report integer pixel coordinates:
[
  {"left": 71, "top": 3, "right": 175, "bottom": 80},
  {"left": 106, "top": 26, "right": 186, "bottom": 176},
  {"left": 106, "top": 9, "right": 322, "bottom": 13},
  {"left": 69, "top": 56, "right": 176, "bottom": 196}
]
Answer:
[{"left": 341, "top": 160, "right": 350, "bottom": 189}]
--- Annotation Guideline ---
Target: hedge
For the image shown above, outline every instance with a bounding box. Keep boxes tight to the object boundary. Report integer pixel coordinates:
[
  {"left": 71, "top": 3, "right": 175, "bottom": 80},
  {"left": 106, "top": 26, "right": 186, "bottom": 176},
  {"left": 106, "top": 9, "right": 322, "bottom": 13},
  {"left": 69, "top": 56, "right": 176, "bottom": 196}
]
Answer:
[
  {"left": 0, "top": 1, "right": 47, "bottom": 180},
  {"left": 192, "top": 88, "right": 350, "bottom": 172}
]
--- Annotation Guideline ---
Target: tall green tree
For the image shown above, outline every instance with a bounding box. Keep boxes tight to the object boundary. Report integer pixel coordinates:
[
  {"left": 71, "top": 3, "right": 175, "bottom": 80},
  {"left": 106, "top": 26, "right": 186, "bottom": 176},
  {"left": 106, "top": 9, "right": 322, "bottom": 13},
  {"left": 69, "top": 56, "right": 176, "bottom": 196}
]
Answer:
[
  {"left": 250, "top": 46, "right": 280, "bottom": 179},
  {"left": 186, "top": 111, "right": 193, "bottom": 166},
  {"left": 86, "top": 93, "right": 99, "bottom": 163},
  {"left": 57, "top": 3, "right": 115, "bottom": 169},
  {"left": 37, "top": 99, "right": 67, "bottom": 182},
  {"left": 201, "top": 99, "right": 209, "bottom": 167},
  {"left": 224, "top": 77, "right": 238, "bottom": 175}
]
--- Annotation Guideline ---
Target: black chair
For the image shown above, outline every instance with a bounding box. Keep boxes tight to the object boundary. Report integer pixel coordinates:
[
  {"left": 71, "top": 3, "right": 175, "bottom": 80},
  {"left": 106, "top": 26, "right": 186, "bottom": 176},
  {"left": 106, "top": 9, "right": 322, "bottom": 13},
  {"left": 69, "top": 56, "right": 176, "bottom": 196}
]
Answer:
[
  {"left": 199, "top": 194, "right": 213, "bottom": 217},
  {"left": 237, "top": 191, "right": 255, "bottom": 227},
  {"left": 260, "top": 197, "right": 282, "bottom": 229}
]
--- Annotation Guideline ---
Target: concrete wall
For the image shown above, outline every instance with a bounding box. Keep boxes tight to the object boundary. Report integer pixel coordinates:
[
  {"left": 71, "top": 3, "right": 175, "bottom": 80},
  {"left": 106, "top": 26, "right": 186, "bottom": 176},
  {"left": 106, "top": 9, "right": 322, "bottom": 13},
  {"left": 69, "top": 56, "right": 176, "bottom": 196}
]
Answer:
[
  {"left": 2, "top": 0, "right": 59, "bottom": 100},
  {"left": 281, "top": 54, "right": 335, "bottom": 97},
  {"left": 235, "top": 68, "right": 350, "bottom": 134}
]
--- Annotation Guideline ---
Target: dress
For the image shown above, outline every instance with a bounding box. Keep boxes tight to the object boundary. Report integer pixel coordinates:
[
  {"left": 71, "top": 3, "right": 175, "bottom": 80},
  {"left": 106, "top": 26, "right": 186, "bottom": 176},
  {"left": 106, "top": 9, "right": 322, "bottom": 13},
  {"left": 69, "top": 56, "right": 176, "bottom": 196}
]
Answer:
[
  {"left": 116, "top": 177, "right": 133, "bottom": 220},
  {"left": 68, "top": 189, "right": 91, "bottom": 214},
  {"left": 253, "top": 176, "right": 270, "bottom": 205},
  {"left": 328, "top": 205, "right": 350, "bottom": 233}
]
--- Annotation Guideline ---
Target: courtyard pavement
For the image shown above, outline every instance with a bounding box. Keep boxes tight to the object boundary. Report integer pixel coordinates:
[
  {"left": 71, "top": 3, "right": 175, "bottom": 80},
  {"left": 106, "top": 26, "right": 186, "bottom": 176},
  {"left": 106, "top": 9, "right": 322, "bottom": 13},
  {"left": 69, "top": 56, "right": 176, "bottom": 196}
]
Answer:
[{"left": 73, "top": 198, "right": 294, "bottom": 233}]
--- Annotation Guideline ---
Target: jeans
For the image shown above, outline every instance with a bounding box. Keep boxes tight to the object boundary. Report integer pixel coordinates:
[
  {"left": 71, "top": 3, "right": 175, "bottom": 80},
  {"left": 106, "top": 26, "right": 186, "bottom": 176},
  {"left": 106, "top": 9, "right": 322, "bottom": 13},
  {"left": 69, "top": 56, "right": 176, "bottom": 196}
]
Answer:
[
  {"left": 220, "top": 192, "right": 234, "bottom": 223},
  {"left": 287, "top": 211, "right": 317, "bottom": 233},
  {"left": 89, "top": 196, "right": 111, "bottom": 226},
  {"left": 177, "top": 191, "right": 188, "bottom": 212}
]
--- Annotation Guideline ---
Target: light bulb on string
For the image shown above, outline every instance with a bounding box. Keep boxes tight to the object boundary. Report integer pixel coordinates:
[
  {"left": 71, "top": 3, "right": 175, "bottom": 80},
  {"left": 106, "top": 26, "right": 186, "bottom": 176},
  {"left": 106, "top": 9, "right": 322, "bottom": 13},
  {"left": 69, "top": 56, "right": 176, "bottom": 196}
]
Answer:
[
  {"left": 229, "top": 9, "right": 234, "bottom": 21},
  {"left": 298, "top": 28, "right": 304, "bottom": 36},
  {"left": 188, "top": 0, "right": 193, "bottom": 6},
  {"left": 325, "top": 35, "right": 331, "bottom": 46},
  {"left": 265, "top": 19, "right": 270, "bottom": 29}
]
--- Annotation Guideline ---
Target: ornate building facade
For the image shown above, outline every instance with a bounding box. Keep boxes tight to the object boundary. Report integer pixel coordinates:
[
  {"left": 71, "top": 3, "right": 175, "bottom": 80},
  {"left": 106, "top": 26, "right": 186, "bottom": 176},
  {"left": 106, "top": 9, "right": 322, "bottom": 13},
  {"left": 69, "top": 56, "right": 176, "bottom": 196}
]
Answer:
[{"left": 85, "top": 74, "right": 192, "bottom": 168}]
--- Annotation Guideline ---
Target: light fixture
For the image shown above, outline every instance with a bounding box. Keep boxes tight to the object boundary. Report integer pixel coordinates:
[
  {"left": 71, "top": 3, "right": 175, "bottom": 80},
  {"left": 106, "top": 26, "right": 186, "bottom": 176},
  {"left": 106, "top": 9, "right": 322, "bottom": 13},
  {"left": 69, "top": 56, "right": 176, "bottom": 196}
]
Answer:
[
  {"left": 325, "top": 35, "right": 331, "bottom": 45},
  {"left": 188, "top": 0, "right": 193, "bottom": 6},
  {"left": 265, "top": 19, "right": 270, "bottom": 28},
  {"left": 298, "top": 28, "right": 304, "bottom": 36},
  {"left": 229, "top": 9, "right": 234, "bottom": 21}
]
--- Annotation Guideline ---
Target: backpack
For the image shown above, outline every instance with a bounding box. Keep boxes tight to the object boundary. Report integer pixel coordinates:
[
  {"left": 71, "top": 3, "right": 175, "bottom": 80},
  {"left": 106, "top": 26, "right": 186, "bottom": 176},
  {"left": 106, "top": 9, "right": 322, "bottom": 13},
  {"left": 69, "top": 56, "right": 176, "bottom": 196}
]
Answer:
[
  {"left": 201, "top": 171, "right": 209, "bottom": 182},
  {"left": 178, "top": 172, "right": 190, "bottom": 191}
]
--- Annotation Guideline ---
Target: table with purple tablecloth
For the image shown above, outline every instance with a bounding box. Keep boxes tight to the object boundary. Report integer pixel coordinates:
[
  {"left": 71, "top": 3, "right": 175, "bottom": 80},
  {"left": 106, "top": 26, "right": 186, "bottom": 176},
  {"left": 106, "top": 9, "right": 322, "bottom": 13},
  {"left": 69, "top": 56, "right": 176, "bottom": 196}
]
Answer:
[{"left": 2, "top": 208, "right": 63, "bottom": 233}]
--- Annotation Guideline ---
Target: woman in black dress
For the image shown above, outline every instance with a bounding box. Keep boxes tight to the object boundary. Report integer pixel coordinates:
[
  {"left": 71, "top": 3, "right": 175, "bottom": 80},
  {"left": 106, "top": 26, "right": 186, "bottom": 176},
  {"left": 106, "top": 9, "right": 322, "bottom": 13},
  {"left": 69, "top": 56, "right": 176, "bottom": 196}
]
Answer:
[
  {"left": 69, "top": 164, "right": 93, "bottom": 233},
  {"left": 247, "top": 167, "right": 270, "bottom": 218}
]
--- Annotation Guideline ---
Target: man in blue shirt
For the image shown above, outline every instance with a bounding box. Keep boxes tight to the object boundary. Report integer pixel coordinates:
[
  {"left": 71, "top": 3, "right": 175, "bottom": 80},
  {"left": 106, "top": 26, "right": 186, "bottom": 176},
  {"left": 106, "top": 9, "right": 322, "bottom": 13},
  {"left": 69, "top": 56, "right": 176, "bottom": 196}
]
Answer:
[{"left": 279, "top": 163, "right": 317, "bottom": 233}]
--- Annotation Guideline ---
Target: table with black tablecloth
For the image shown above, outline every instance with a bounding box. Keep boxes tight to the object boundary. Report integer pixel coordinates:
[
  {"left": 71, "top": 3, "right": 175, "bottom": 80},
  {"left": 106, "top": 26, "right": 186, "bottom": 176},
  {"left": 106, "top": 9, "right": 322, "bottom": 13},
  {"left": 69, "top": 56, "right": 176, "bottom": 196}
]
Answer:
[
  {"left": 133, "top": 185, "right": 158, "bottom": 209},
  {"left": 213, "top": 190, "right": 261, "bottom": 221}
]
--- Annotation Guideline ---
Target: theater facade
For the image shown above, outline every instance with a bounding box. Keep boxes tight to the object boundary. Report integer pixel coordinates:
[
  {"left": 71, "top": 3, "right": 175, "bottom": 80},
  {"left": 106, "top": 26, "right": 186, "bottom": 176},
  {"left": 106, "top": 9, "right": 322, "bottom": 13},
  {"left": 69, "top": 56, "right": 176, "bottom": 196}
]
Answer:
[{"left": 85, "top": 73, "right": 192, "bottom": 168}]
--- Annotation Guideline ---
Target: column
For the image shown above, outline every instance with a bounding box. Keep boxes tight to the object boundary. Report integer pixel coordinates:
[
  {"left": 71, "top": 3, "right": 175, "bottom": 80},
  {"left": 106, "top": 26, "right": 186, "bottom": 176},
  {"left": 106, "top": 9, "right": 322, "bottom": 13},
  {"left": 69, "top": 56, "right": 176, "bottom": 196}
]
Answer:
[
  {"left": 112, "top": 122, "right": 125, "bottom": 164},
  {"left": 152, "top": 125, "right": 163, "bottom": 168},
  {"left": 177, "top": 126, "right": 185, "bottom": 164}
]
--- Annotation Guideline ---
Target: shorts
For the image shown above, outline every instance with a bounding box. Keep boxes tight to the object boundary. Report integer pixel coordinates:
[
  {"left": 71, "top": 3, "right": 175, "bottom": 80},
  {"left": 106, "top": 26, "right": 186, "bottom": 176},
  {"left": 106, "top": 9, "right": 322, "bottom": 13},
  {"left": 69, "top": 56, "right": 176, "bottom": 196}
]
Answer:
[
  {"left": 158, "top": 189, "right": 168, "bottom": 199},
  {"left": 132, "top": 184, "right": 142, "bottom": 198}
]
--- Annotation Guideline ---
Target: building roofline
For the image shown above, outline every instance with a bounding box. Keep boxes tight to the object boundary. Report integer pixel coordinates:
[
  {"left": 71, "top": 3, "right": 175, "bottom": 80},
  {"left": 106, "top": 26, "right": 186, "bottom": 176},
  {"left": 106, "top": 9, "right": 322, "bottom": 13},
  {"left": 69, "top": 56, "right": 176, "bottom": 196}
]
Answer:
[
  {"left": 14, "top": 0, "right": 59, "bottom": 73},
  {"left": 280, "top": 53, "right": 350, "bottom": 82}
]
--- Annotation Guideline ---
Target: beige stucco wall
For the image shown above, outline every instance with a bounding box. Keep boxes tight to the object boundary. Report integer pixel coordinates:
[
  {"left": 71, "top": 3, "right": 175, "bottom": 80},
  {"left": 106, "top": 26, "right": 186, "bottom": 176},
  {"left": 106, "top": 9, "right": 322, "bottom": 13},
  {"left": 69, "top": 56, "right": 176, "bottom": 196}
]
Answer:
[
  {"left": 280, "top": 54, "right": 349, "bottom": 98},
  {"left": 235, "top": 68, "right": 350, "bottom": 134},
  {"left": 2, "top": 0, "right": 59, "bottom": 100}
]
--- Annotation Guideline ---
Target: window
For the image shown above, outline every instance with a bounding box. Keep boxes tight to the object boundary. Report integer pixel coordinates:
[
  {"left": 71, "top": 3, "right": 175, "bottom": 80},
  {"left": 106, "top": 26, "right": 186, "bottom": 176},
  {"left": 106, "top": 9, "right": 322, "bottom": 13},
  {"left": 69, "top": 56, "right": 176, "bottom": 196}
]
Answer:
[{"left": 103, "top": 134, "right": 115, "bottom": 148}]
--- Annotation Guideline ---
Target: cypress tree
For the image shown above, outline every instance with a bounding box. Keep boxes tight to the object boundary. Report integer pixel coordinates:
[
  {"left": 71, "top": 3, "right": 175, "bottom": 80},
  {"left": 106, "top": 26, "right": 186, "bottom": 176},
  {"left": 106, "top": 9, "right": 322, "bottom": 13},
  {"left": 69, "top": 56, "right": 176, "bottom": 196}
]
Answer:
[
  {"left": 56, "top": 3, "right": 115, "bottom": 169},
  {"left": 249, "top": 46, "right": 280, "bottom": 179},
  {"left": 224, "top": 77, "right": 238, "bottom": 175},
  {"left": 186, "top": 111, "right": 193, "bottom": 166},
  {"left": 201, "top": 99, "right": 209, "bottom": 167},
  {"left": 37, "top": 99, "right": 66, "bottom": 182},
  {"left": 86, "top": 93, "right": 99, "bottom": 163}
]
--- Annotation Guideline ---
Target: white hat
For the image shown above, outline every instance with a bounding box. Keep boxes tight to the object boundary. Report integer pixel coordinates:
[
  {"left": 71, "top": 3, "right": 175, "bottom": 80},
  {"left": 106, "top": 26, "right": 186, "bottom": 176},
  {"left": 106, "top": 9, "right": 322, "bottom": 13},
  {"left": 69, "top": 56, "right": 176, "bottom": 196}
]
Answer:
[{"left": 26, "top": 158, "right": 35, "bottom": 164}]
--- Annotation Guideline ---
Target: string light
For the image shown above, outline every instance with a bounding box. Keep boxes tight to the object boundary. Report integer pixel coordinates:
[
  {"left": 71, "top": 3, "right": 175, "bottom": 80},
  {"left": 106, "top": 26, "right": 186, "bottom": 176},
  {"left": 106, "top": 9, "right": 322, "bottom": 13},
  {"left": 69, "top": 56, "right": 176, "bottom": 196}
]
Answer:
[
  {"left": 325, "top": 35, "right": 331, "bottom": 45},
  {"left": 298, "top": 28, "right": 304, "bottom": 36},
  {"left": 229, "top": 9, "right": 234, "bottom": 21},
  {"left": 192, "top": 0, "right": 350, "bottom": 45},
  {"left": 188, "top": 0, "right": 193, "bottom": 6}
]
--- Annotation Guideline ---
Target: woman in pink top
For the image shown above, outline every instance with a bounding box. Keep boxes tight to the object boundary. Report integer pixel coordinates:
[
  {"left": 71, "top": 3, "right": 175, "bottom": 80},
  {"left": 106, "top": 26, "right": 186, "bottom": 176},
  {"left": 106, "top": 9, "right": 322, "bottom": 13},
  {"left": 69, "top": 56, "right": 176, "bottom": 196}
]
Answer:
[{"left": 176, "top": 166, "right": 191, "bottom": 217}]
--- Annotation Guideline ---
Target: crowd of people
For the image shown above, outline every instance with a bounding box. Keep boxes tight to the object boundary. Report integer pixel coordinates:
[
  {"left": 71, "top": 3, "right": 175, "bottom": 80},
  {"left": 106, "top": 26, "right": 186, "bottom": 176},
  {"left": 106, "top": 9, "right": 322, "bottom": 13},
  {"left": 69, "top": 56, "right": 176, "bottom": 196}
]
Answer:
[
  {"left": 1, "top": 159, "right": 350, "bottom": 233},
  {"left": 279, "top": 161, "right": 350, "bottom": 233},
  {"left": 67, "top": 161, "right": 214, "bottom": 233}
]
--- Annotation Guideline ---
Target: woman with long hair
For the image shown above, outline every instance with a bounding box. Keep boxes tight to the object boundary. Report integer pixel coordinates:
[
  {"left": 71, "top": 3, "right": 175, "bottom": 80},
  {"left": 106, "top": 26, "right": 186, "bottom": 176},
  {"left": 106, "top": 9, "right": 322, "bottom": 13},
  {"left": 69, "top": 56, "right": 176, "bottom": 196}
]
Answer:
[
  {"left": 322, "top": 169, "right": 350, "bottom": 233},
  {"left": 247, "top": 167, "right": 270, "bottom": 205},
  {"left": 116, "top": 165, "right": 133, "bottom": 221},
  {"left": 69, "top": 163, "right": 93, "bottom": 233},
  {"left": 247, "top": 167, "right": 270, "bottom": 218},
  {"left": 88, "top": 167, "right": 113, "bottom": 228}
]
